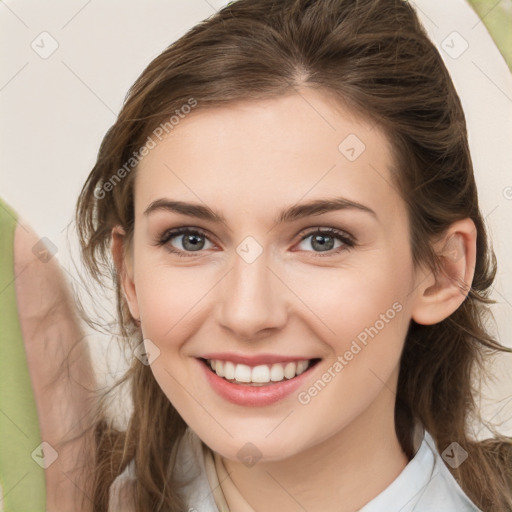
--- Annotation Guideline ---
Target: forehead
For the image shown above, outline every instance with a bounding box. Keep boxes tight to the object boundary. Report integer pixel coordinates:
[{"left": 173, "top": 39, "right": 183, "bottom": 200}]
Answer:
[{"left": 135, "top": 89, "right": 403, "bottom": 225}]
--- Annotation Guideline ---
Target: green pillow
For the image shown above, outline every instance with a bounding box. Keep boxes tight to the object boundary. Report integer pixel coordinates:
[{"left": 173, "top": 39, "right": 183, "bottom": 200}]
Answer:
[
  {"left": 468, "top": 0, "right": 512, "bottom": 70},
  {"left": 0, "top": 198, "right": 46, "bottom": 511}
]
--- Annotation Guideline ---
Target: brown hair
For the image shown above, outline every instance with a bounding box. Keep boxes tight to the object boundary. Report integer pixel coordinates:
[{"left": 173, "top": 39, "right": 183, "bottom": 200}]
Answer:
[{"left": 76, "top": 0, "right": 512, "bottom": 510}]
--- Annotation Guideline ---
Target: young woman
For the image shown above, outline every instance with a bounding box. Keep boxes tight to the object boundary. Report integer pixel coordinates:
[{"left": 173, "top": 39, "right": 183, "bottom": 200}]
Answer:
[{"left": 76, "top": 0, "right": 512, "bottom": 510}]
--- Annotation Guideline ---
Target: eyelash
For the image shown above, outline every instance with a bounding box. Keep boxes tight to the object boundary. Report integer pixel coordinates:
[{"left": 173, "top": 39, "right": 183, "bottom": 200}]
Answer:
[{"left": 156, "top": 226, "right": 355, "bottom": 258}]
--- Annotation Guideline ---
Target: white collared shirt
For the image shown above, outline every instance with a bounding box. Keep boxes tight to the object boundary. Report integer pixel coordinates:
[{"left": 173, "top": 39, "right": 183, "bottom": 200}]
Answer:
[{"left": 109, "top": 426, "right": 483, "bottom": 511}]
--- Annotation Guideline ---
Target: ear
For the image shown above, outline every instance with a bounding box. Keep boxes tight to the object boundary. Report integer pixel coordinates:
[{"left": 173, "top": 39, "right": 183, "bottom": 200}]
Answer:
[
  {"left": 411, "top": 218, "right": 476, "bottom": 326},
  {"left": 111, "top": 225, "right": 140, "bottom": 322}
]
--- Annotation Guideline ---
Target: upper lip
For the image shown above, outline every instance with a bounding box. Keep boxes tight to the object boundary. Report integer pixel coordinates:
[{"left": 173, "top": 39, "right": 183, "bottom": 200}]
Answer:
[{"left": 199, "top": 352, "right": 320, "bottom": 366}]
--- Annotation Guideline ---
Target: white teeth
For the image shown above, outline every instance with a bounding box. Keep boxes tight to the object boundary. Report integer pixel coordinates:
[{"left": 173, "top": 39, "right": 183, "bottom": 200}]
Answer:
[
  {"left": 284, "top": 362, "right": 296, "bottom": 379},
  {"left": 206, "top": 358, "right": 314, "bottom": 384},
  {"left": 234, "top": 364, "right": 252, "bottom": 383},
  {"left": 251, "top": 365, "right": 270, "bottom": 383},
  {"left": 224, "top": 361, "right": 236, "bottom": 380},
  {"left": 296, "top": 360, "right": 308, "bottom": 375},
  {"left": 270, "top": 363, "right": 284, "bottom": 381}
]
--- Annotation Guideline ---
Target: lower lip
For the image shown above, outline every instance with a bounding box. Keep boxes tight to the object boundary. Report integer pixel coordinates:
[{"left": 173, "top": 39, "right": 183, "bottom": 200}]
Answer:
[{"left": 197, "top": 358, "right": 319, "bottom": 407}]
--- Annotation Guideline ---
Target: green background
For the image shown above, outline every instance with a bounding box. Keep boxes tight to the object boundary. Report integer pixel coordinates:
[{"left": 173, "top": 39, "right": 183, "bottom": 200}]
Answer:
[{"left": 468, "top": 0, "right": 512, "bottom": 69}]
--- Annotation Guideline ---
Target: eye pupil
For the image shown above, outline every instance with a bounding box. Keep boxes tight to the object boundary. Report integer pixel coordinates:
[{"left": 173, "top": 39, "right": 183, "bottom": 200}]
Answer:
[
  {"left": 183, "top": 234, "right": 205, "bottom": 251},
  {"left": 312, "top": 234, "right": 334, "bottom": 252}
]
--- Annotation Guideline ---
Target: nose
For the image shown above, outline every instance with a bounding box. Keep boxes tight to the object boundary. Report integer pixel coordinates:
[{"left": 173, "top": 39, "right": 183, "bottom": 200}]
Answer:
[{"left": 216, "top": 249, "right": 289, "bottom": 341}]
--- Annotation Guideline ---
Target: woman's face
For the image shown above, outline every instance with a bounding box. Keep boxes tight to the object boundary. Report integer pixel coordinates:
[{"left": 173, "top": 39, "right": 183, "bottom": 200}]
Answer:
[{"left": 123, "top": 89, "right": 426, "bottom": 461}]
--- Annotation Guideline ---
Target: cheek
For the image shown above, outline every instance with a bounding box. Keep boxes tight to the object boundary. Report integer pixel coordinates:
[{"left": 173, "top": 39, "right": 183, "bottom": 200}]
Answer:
[
  {"left": 134, "top": 257, "right": 212, "bottom": 343},
  {"left": 331, "top": 276, "right": 408, "bottom": 354},
  {"left": 289, "top": 253, "right": 412, "bottom": 405},
  {"left": 289, "top": 285, "right": 409, "bottom": 451},
  {"left": 286, "top": 253, "right": 411, "bottom": 349},
  {"left": 132, "top": 261, "right": 203, "bottom": 409}
]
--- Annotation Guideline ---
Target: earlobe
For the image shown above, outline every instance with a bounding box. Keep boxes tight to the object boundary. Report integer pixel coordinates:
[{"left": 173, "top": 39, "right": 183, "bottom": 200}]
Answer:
[
  {"left": 411, "top": 218, "right": 476, "bottom": 326},
  {"left": 111, "top": 225, "right": 140, "bottom": 321}
]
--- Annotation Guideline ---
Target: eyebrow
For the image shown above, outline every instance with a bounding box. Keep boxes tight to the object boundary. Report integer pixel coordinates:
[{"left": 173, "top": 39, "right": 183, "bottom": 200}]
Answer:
[{"left": 143, "top": 197, "right": 377, "bottom": 224}]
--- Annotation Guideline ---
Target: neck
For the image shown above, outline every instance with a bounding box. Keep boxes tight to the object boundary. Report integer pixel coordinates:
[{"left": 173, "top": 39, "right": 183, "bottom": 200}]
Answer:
[{"left": 219, "top": 381, "right": 409, "bottom": 512}]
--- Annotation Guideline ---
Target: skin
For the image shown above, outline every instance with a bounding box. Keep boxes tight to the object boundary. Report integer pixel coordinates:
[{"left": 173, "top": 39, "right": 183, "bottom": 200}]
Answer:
[{"left": 113, "top": 88, "right": 476, "bottom": 511}]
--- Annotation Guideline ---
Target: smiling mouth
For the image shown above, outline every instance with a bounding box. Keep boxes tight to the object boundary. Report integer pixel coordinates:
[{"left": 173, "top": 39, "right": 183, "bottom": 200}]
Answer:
[{"left": 199, "top": 357, "right": 321, "bottom": 386}]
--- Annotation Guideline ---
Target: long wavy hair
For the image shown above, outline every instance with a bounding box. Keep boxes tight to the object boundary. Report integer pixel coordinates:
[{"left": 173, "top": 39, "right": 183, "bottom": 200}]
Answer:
[{"left": 75, "top": 0, "right": 512, "bottom": 510}]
